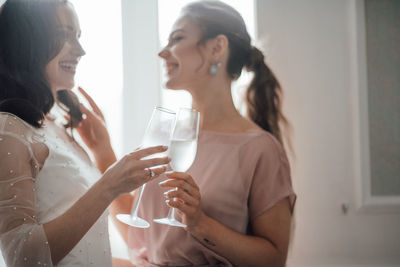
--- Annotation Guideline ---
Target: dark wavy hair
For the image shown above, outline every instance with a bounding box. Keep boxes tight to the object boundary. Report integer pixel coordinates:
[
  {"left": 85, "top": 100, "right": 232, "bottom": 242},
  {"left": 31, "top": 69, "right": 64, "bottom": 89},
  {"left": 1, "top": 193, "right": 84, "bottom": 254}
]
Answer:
[
  {"left": 182, "top": 0, "right": 290, "bottom": 145},
  {"left": 0, "top": 0, "right": 82, "bottom": 128}
]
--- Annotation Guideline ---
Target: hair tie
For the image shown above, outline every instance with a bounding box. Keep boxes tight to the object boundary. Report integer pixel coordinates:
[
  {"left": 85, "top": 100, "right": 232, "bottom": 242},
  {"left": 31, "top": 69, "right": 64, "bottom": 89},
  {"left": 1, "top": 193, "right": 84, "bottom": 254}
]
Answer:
[{"left": 246, "top": 46, "right": 264, "bottom": 71}]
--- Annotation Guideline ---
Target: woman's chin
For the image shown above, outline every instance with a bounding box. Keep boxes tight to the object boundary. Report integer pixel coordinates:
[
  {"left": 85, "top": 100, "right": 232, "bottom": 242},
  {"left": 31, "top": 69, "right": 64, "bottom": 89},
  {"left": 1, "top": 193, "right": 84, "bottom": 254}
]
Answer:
[
  {"left": 164, "top": 80, "right": 180, "bottom": 90},
  {"left": 56, "top": 83, "right": 75, "bottom": 92}
]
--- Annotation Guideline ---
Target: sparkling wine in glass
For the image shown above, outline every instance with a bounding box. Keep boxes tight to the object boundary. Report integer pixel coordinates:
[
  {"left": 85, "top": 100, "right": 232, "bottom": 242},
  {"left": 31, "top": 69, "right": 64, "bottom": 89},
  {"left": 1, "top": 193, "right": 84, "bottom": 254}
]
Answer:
[
  {"left": 116, "top": 106, "right": 175, "bottom": 228},
  {"left": 153, "top": 108, "right": 200, "bottom": 227}
]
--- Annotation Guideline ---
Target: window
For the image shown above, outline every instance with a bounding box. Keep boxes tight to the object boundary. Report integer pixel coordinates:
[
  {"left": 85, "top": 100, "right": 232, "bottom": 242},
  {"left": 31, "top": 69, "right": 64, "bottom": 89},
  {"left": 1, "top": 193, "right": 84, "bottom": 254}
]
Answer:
[
  {"left": 353, "top": 0, "right": 400, "bottom": 212},
  {"left": 70, "top": 0, "right": 124, "bottom": 157},
  {"left": 68, "top": 0, "right": 127, "bottom": 259}
]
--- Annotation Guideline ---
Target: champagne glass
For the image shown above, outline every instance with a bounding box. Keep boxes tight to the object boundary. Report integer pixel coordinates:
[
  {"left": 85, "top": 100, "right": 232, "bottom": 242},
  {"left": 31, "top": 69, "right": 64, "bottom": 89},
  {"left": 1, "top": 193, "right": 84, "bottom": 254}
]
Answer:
[
  {"left": 153, "top": 108, "right": 200, "bottom": 227},
  {"left": 116, "top": 107, "right": 176, "bottom": 228}
]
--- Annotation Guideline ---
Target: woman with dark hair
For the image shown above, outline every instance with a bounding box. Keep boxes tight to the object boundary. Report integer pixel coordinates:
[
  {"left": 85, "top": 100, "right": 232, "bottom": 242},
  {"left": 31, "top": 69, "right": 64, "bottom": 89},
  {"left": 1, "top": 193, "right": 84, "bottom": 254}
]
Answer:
[
  {"left": 111, "top": 1, "right": 296, "bottom": 266},
  {"left": 0, "top": 0, "right": 169, "bottom": 266}
]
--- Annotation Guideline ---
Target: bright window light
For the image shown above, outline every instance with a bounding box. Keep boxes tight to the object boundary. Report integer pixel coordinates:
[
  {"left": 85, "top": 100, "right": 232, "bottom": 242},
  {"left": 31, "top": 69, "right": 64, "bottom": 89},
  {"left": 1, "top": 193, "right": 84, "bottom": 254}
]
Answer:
[
  {"left": 69, "top": 0, "right": 126, "bottom": 260},
  {"left": 70, "top": 0, "right": 124, "bottom": 157},
  {"left": 158, "top": 0, "right": 255, "bottom": 113}
]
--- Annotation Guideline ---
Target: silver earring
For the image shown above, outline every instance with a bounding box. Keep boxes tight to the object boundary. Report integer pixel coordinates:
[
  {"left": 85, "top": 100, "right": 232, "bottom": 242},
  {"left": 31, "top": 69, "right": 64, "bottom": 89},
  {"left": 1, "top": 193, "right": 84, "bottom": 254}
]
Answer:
[{"left": 209, "top": 61, "right": 221, "bottom": 75}]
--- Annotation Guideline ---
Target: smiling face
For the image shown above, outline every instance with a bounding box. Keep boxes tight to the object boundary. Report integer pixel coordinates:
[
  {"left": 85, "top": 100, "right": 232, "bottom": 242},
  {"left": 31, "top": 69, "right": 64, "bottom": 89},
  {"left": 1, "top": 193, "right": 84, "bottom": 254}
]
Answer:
[
  {"left": 158, "top": 16, "right": 214, "bottom": 90},
  {"left": 45, "top": 3, "right": 85, "bottom": 93}
]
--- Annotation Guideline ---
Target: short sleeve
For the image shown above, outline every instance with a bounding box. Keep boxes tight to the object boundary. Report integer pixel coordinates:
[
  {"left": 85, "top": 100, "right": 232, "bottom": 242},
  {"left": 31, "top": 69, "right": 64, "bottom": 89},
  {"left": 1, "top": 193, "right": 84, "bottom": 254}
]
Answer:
[
  {"left": 0, "top": 113, "right": 53, "bottom": 267},
  {"left": 246, "top": 134, "right": 296, "bottom": 221}
]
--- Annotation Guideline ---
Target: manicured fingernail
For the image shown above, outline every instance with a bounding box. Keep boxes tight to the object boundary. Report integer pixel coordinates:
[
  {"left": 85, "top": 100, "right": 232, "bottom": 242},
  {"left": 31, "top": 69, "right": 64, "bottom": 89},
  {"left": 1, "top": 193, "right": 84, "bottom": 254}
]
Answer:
[
  {"left": 165, "top": 170, "right": 173, "bottom": 175},
  {"left": 162, "top": 146, "right": 168, "bottom": 149},
  {"left": 159, "top": 180, "right": 167, "bottom": 186}
]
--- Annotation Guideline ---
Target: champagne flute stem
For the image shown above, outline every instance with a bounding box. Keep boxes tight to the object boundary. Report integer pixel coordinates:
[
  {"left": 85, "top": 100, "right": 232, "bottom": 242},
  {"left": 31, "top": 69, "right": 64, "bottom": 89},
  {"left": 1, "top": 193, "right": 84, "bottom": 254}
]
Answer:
[
  {"left": 167, "top": 207, "right": 176, "bottom": 221},
  {"left": 131, "top": 184, "right": 146, "bottom": 218}
]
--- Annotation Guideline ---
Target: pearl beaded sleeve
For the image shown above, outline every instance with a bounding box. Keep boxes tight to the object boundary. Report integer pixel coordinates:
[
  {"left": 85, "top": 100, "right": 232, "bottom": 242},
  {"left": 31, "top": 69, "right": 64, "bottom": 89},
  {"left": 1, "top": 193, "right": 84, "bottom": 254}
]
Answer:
[{"left": 0, "top": 113, "right": 53, "bottom": 267}]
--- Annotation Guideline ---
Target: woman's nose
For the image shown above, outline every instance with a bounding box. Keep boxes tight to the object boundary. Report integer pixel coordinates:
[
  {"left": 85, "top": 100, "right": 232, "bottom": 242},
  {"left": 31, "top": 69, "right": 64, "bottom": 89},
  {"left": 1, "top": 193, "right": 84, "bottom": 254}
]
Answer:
[
  {"left": 73, "top": 40, "right": 86, "bottom": 57},
  {"left": 158, "top": 47, "right": 169, "bottom": 59}
]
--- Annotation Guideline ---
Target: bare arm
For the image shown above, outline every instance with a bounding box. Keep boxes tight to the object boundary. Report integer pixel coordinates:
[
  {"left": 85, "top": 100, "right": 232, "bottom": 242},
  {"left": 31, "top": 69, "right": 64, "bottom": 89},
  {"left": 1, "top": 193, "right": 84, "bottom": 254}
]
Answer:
[
  {"left": 112, "top": 257, "right": 137, "bottom": 267},
  {"left": 44, "top": 147, "right": 168, "bottom": 264},
  {"left": 189, "top": 198, "right": 292, "bottom": 267},
  {"left": 74, "top": 87, "right": 117, "bottom": 173},
  {"left": 162, "top": 172, "right": 292, "bottom": 267},
  {"left": 0, "top": 113, "right": 169, "bottom": 266},
  {"left": 43, "top": 177, "right": 114, "bottom": 263}
]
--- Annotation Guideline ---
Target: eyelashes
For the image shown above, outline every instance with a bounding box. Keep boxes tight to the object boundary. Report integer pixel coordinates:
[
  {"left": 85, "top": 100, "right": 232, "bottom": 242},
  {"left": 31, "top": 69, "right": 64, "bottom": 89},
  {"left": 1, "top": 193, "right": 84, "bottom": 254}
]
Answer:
[
  {"left": 56, "top": 30, "right": 81, "bottom": 43},
  {"left": 169, "top": 36, "right": 184, "bottom": 45}
]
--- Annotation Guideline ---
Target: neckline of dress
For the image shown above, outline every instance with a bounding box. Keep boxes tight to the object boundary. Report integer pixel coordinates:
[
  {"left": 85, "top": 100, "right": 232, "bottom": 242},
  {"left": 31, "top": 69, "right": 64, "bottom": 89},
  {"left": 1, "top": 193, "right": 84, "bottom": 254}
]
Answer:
[{"left": 199, "top": 129, "right": 266, "bottom": 136}]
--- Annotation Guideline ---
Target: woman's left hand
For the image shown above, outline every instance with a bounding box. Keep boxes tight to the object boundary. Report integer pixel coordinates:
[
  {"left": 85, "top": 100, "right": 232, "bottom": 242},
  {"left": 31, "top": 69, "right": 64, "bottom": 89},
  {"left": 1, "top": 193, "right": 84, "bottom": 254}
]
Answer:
[
  {"left": 159, "top": 172, "right": 206, "bottom": 231},
  {"left": 75, "top": 87, "right": 112, "bottom": 155}
]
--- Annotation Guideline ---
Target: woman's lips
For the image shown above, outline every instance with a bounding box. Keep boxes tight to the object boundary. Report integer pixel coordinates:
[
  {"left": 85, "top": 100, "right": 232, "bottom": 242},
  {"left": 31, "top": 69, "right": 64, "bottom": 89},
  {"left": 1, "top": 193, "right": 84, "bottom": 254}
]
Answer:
[
  {"left": 166, "top": 63, "right": 178, "bottom": 75},
  {"left": 59, "top": 61, "right": 78, "bottom": 74}
]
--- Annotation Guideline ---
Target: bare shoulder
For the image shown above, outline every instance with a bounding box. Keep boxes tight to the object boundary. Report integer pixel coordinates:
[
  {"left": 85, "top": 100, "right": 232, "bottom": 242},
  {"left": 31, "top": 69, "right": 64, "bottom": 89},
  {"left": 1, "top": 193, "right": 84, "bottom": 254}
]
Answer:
[
  {"left": 224, "top": 116, "right": 263, "bottom": 133},
  {"left": 240, "top": 118, "right": 262, "bottom": 132}
]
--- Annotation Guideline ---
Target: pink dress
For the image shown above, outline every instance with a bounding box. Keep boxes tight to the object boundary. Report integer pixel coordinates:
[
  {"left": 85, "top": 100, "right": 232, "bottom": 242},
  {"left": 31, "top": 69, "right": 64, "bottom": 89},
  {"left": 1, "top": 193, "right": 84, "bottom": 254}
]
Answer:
[{"left": 128, "top": 130, "right": 296, "bottom": 267}]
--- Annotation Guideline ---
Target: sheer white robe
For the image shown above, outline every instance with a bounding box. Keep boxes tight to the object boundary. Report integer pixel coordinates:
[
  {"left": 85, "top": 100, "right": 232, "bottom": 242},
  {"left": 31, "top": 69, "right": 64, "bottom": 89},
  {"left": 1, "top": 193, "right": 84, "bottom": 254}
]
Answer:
[{"left": 0, "top": 112, "right": 112, "bottom": 267}]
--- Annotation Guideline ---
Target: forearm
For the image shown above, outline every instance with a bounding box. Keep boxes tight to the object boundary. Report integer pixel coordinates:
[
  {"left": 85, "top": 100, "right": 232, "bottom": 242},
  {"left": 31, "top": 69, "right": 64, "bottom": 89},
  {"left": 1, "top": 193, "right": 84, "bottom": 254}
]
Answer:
[
  {"left": 43, "top": 178, "right": 115, "bottom": 264},
  {"left": 112, "top": 257, "right": 137, "bottom": 267},
  {"left": 190, "top": 215, "right": 285, "bottom": 267},
  {"left": 93, "top": 145, "right": 117, "bottom": 173},
  {"left": 109, "top": 193, "right": 135, "bottom": 244}
]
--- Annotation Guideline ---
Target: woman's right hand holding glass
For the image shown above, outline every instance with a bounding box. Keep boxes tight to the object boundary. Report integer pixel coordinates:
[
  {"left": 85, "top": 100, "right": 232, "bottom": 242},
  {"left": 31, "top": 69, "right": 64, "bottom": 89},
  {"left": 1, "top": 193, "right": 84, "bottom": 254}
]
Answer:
[{"left": 101, "top": 145, "right": 170, "bottom": 199}]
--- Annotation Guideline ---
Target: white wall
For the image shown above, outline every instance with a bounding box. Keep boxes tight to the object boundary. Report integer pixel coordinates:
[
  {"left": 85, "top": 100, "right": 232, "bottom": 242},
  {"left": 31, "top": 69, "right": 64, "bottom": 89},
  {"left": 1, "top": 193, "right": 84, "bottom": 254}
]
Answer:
[{"left": 255, "top": 0, "right": 400, "bottom": 266}]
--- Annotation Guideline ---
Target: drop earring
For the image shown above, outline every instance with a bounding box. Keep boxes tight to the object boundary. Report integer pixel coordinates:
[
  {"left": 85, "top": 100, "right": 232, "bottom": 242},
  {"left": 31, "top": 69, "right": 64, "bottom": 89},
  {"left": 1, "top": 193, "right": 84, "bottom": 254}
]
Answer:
[{"left": 209, "top": 61, "right": 221, "bottom": 75}]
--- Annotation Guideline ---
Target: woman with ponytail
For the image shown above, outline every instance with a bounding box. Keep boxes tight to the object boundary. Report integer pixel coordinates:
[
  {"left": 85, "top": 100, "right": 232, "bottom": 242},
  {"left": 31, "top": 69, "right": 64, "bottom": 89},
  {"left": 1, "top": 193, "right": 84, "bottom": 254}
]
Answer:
[
  {"left": 0, "top": 1, "right": 168, "bottom": 266},
  {"left": 112, "top": 1, "right": 296, "bottom": 266}
]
